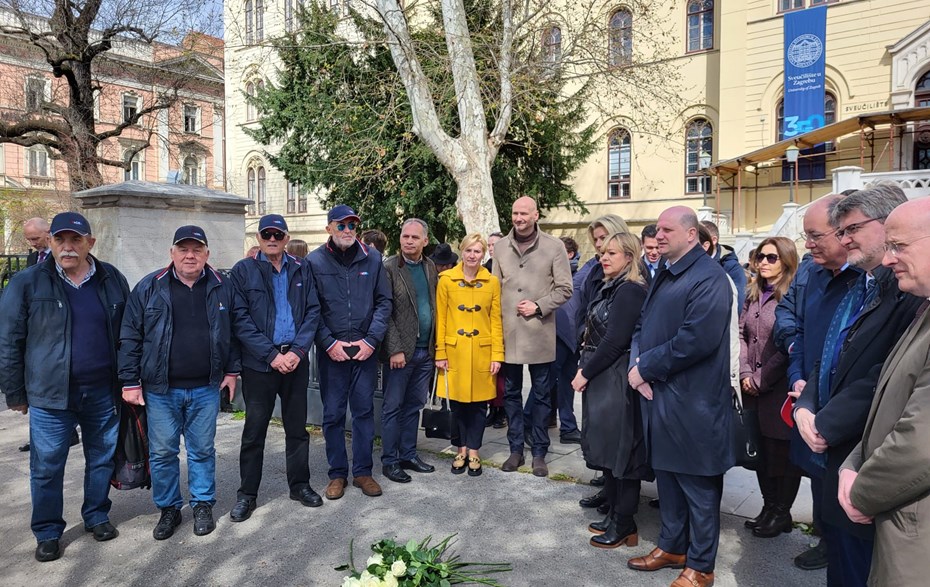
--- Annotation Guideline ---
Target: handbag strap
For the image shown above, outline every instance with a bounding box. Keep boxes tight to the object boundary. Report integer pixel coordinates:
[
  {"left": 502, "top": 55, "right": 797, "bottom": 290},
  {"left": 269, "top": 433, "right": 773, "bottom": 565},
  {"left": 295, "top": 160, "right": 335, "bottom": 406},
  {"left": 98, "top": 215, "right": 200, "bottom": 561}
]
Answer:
[
  {"left": 428, "top": 368, "right": 451, "bottom": 404},
  {"left": 732, "top": 386, "right": 745, "bottom": 411}
]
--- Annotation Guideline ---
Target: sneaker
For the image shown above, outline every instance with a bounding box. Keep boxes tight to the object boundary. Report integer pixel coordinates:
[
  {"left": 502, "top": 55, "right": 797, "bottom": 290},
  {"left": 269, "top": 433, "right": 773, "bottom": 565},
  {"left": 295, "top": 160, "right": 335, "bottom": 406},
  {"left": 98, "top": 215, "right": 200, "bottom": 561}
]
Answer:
[
  {"left": 153, "top": 507, "right": 182, "bottom": 540},
  {"left": 193, "top": 504, "right": 215, "bottom": 536}
]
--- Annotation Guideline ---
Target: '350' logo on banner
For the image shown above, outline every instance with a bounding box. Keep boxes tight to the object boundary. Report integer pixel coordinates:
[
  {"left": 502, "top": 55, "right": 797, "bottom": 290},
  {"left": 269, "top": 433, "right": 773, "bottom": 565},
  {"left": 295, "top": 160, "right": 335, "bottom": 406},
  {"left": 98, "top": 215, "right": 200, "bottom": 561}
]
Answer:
[{"left": 783, "top": 114, "right": 826, "bottom": 138}]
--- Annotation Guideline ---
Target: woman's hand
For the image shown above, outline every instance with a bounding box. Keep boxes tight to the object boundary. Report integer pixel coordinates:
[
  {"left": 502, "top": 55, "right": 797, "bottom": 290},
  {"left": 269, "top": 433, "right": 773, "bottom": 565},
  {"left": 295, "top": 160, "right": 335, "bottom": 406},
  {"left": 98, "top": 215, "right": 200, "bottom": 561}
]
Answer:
[
  {"left": 741, "top": 377, "right": 758, "bottom": 396},
  {"left": 571, "top": 369, "right": 588, "bottom": 393},
  {"left": 435, "top": 359, "right": 449, "bottom": 371},
  {"left": 490, "top": 361, "right": 501, "bottom": 375}
]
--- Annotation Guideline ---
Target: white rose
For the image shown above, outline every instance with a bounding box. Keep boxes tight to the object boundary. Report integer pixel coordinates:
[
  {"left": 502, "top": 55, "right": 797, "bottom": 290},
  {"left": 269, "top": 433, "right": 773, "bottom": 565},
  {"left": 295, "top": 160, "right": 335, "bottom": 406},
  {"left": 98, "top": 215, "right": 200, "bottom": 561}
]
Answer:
[
  {"left": 341, "top": 578, "right": 362, "bottom": 587},
  {"left": 390, "top": 560, "right": 407, "bottom": 577},
  {"left": 359, "top": 575, "right": 381, "bottom": 587},
  {"left": 366, "top": 554, "right": 384, "bottom": 568},
  {"left": 382, "top": 575, "right": 399, "bottom": 587}
]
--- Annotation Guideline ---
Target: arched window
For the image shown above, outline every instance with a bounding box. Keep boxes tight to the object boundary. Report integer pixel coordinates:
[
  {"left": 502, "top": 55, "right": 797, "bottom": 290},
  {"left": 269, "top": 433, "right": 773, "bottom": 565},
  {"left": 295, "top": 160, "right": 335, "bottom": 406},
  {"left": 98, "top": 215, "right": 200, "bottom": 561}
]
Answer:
[
  {"left": 124, "top": 149, "right": 143, "bottom": 181},
  {"left": 257, "top": 166, "right": 267, "bottom": 215},
  {"left": 915, "top": 71, "right": 930, "bottom": 169},
  {"left": 543, "top": 26, "right": 562, "bottom": 67},
  {"left": 247, "top": 168, "right": 256, "bottom": 215},
  {"left": 245, "top": 82, "right": 255, "bottom": 121},
  {"left": 916, "top": 70, "right": 930, "bottom": 108},
  {"left": 686, "top": 0, "right": 713, "bottom": 53},
  {"left": 183, "top": 155, "right": 199, "bottom": 186},
  {"left": 607, "top": 128, "right": 632, "bottom": 199},
  {"left": 685, "top": 119, "right": 712, "bottom": 194},
  {"left": 776, "top": 92, "right": 836, "bottom": 180},
  {"left": 245, "top": 0, "right": 253, "bottom": 44},
  {"left": 608, "top": 9, "right": 632, "bottom": 67}
]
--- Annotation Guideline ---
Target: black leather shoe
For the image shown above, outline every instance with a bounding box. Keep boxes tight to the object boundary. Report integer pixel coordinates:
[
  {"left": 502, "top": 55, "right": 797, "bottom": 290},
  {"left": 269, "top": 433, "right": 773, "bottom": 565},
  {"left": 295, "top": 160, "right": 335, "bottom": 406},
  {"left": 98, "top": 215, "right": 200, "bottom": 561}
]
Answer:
[
  {"left": 153, "top": 508, "right": 182, "bottom": 540},
  {"left": 289, "top": 486, "right": 323, "bottom": 507},
  {"left": 794, "top": 541, "right": 828, "bottom": 570},
  {"left": 560, "top": 430, "right": 582, "bottom": 445},
  {"left": 589, "top": 474, "right": 605, "bottom": 487},
  {"left": 744, "top": 505, "right": 772, "bottom": 530},
  {"left": 648, "top": 498, "right": 660, "bottom": 509},
  {"left": 229, "top": 498, "right": 256, "bottom": 522},
  {"left": 192, "top": 504, "right": 215, "bottom": 536},
  {"left": 579, "top": 488, "right": 607, "bottom": 509},
  {"left": 85, "top": 521, "right": 118, "bottom": 542},
  {"left": 400, "top": 457, "right": 435, "bottom": 473},
  {"left": 597, "top": 502, "right": 610, "bottom": 515},
  {"left": 35, "top": 539, "right": 60, "bottom": 562},
  {"left": 19, "top": 442, "right": 30, "bottom": 452},
  {"left": 383, "top": 464, "right": 412, "bottom": 483},
  {"left": 752, "top": 506, "right": 793, "bottom": 538}
]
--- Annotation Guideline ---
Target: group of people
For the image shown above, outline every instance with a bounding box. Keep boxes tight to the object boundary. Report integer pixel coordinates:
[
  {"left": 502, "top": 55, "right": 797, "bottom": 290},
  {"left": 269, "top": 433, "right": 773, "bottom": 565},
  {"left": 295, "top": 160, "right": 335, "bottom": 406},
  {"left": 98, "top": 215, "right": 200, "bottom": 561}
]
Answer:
[{"left": 2, "top": 188, "right": 928, "bottom": 587}]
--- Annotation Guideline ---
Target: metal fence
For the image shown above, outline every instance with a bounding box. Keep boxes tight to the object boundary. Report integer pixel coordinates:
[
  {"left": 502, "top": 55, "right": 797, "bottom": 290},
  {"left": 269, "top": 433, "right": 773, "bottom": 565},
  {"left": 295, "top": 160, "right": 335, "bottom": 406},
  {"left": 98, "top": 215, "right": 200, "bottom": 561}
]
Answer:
[{"left": 0, "top": 255, "right": 28, "bottom": 292}]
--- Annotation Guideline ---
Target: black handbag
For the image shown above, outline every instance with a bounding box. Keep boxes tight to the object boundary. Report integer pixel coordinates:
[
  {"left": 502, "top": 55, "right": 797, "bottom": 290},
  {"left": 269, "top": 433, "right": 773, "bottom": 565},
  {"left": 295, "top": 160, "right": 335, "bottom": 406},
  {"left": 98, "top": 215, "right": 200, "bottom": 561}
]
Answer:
[
  {"left": 111, "top": 401, "right": 152, "bottom": 490},
  {"left": 731, "top": 388, "right": 762, "bottom": 471},
  {"left": 422, "top": 369, "right": 454, "bottom": 440}
]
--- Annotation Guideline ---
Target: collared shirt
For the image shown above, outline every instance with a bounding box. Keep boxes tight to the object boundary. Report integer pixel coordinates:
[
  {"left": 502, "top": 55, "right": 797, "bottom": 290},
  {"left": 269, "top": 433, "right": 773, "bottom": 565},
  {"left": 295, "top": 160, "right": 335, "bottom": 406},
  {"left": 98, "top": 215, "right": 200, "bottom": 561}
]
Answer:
[
  {"left": 258, "top": 252, "right": 295, "bottom": 345},
  {"left": 36, "top": 248, "right": 51, "bottom": 264},
  {"left": 55, "top": 257, "right": 97, "bottom": 289}
]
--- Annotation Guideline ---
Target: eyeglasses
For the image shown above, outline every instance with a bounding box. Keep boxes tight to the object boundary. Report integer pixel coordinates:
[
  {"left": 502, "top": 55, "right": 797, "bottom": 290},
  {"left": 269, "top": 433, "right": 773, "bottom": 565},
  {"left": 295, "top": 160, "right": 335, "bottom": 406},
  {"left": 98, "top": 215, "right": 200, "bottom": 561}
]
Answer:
[
  {"left": 335, "top": 222, "right": 357, "bottom": 232},
  {"left": 800, "top": 230, "right": 835, "bottom": 243},
  {"left": 755, "top": 253, "right": 780, "bottom": 264},
  {"left": 260, "top": 230, "right": 287, "bottom": 241},
  {"left": 835, "top": 217, "right": 885, "bottom": 240},
  {"left": 884, "top": 234, "right": 930, "bottom": 257}
]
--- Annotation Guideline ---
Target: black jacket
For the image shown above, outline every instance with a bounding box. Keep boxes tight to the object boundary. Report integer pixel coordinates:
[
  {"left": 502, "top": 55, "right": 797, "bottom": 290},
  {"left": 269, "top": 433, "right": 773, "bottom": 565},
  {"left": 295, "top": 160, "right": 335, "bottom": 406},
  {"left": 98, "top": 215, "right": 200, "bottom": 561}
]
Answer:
[
  {"left": 229, "top": 253, "right": 321, "bottom": 372},
  {"left": 796, "top": 266, "right": 923, "bottom": 538},
  {"left": 380, "top": 254, "right": 437, "bottom": 362},
  {"left": 0, "top": 255, "right": 130, "bottom": 409},
  {"left": 118, "top": 264, "right": 241, "bottom": 394}
]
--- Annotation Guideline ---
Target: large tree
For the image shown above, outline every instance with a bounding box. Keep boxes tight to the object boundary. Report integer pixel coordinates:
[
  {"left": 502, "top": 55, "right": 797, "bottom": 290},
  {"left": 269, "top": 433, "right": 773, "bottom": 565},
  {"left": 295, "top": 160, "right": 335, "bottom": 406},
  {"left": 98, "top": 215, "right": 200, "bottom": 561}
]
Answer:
[
  {"left": 249, "top": 0, "right": 598, "bottom": 245},
  {"left": 0, "top": 0, "right": 222, "bottom": 192}
]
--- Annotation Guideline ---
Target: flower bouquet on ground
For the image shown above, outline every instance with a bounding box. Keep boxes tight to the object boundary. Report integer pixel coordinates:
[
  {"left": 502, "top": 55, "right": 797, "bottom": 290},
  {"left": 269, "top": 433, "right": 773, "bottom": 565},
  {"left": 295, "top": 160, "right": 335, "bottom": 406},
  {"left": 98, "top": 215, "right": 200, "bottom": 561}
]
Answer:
[{"left": 336, "top": 535, "right": 511, "bottom": 586}]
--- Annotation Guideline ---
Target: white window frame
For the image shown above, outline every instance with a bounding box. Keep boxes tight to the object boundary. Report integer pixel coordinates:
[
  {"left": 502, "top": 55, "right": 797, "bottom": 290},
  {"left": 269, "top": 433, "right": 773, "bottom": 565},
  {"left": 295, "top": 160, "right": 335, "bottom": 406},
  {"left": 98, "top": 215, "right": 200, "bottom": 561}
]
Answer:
[
  {"left": 27, "top": 146, "right": 49, "bottom": 179},
  {"left": 184, "top": 104, "right": 200, "bottom": 134},
  {"left": 122, "top": 93, "right": 140, "bottom": 124},
  {"left": 124, "top": 149, "right": 145, "bottom": 181},
  {"left": 183, "top": 155, "right": 200, "bottom": 186}
]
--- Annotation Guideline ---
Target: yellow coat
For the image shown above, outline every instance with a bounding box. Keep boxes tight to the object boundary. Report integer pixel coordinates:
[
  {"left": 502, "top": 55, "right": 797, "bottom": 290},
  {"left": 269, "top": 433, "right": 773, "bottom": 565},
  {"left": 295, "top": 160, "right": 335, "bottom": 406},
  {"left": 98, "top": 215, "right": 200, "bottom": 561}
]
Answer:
[{"left": 434, "top": 264, "right": 505, "bottom": 403}]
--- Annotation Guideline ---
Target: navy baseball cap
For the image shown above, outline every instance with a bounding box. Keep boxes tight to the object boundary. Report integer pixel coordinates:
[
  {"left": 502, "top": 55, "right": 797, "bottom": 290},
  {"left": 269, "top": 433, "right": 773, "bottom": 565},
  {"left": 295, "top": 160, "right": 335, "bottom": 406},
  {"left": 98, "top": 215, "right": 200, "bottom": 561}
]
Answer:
[
  {"left": 50, "top": 212, "right": 92, "bottom": 236},
  {"left": 173, "top": 225, "right": 208, "bottom": 246},
  {"left": 327, "top": 204, "right": 360, "bottom": 224},
  {"left": 258, "top": 214, "right": 289, "bottom": 233}
]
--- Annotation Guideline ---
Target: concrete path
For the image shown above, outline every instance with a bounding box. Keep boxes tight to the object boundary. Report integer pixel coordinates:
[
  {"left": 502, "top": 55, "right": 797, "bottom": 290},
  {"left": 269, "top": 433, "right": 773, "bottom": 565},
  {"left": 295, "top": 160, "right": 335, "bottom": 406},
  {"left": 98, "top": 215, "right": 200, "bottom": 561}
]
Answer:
[{"left": 0, "top": 408, "right": 825, "bottom": 587}]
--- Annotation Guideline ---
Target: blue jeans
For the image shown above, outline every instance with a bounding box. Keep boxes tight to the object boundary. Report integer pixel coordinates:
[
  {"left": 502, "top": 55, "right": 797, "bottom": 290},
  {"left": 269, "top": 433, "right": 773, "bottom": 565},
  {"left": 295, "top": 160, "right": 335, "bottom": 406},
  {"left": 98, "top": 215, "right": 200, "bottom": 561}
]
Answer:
[
  {"left": 381, "top": 348, "right": 433, "bottom": 465},
  {"left": 146, "top": 386, "right": 220, "bottom": 509},
  {"left": 29, "top": 388, "right": 118, "bottom": 541},
  {"left": 523, "top": 340, "right": 579, "bottom": 435},
  {"left": 503, "top": 362, "right": 551, "bottom": 457},
  {"left": 319, "top": 351, "right": 377, "bottom": 479}
]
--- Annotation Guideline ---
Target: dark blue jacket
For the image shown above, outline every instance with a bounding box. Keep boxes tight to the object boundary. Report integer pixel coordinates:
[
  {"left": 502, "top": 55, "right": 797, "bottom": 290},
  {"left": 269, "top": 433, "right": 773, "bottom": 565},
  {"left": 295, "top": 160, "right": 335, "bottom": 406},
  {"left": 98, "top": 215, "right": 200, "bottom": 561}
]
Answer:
[
  {"left": 772, "top": 254, "right": 813, "bottom": 355},
  {"left": 307, "top": 239, "right": 392, "bottom": 351},
  {"left": 0, "top": 255, "right": 130, "bottom": 409},
  {"left": 632, "top": 244, "right": 734, "bottom": 476},
  {"left": 716, "top": 245, "right": 746, "bottom": 314},
  {"left": 118, "top": 264, "right": 241, "bottom": 394},
  {"left": 229, "top": 253, "right": 320, "bottom": 372}
]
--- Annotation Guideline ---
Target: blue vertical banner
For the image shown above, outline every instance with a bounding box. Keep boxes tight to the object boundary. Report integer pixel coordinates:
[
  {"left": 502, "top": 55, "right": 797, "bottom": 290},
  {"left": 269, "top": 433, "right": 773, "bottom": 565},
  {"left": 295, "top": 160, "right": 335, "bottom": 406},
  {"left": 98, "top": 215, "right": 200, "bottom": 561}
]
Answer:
[{"left": 783, "top": 6, "right": 827, "bottom": 138}]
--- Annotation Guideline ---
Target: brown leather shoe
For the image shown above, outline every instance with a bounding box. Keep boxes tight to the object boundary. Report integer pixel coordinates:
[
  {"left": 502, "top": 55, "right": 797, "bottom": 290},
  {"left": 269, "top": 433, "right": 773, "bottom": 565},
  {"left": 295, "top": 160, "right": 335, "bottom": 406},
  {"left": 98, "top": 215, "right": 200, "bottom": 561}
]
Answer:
[
  {"left": 352, "top": 475, "right": 383, "bottom": 497},
  {"left": 501, "top": 452, "right": 524, "bottom": 472},
  {"left": 671, "top": 567, "right": 715, "bottom": 587},
  {"left": 627, "top": 547, "right": 687, "bottom": 572},
  {"left": 325, "top": 478, "right": 347, "bottom": 500},
  {"left": 531, "top": 456, "right": 548, "bottom": 477}
]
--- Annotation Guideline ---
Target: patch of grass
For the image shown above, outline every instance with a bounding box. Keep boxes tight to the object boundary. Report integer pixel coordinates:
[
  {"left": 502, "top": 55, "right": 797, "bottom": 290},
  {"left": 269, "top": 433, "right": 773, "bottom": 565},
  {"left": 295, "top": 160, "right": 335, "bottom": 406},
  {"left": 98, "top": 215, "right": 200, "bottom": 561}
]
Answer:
[
  {"left": 794, "top": 521, "right": 815, "bottom": 535},
  {"left": 549, "top": 473, "right": 577, "bottom": 482},
  {"left": 231, "top": 410, "right": 246, "bottom": 421}
]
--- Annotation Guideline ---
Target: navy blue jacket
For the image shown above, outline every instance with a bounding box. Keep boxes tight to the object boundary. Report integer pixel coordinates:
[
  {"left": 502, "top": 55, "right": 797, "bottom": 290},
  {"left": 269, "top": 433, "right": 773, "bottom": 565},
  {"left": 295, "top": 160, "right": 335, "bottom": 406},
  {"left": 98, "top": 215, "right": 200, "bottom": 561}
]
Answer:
[
  {"left": 632, "top": 244, "right": 734, "bottom": 476},
  {"left": 229, "top": 253, "right": 320, "bottom": 372},
  {"left": 772, "top": 254, "right": 813, "bottom": 355},
  {"left": 0, "top": 255, "right": 130, "bottom": 409},
  {"left": 307, "top": 239, "right": 392, "bottom": 351},
  {"left": 118, "top": 264, "right": 241, "bottom": 394}
]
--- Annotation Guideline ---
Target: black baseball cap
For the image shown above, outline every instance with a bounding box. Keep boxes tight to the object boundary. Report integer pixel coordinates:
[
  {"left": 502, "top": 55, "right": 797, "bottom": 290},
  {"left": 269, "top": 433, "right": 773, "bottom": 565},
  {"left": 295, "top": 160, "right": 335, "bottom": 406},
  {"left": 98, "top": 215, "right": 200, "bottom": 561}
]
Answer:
[
  {"left": 50, "top": 212, "right": 92, "bottom": 236},
  {"left": 258, "top": 214, "right": 289, "bottom": 233},
  {"left": 173, "top": 225, "right": 208, "bottom": 246}
]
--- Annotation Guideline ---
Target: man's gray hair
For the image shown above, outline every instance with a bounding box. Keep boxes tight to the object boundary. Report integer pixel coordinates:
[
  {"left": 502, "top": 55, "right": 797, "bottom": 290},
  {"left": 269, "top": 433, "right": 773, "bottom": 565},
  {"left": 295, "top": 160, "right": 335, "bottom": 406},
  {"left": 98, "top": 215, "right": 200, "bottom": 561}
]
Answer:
[
  {"left": 829, "top": 185, "right": 908, "bottom": 227},
  {"left": 402, "top": 218, "right": 429, "bottom": 235}
]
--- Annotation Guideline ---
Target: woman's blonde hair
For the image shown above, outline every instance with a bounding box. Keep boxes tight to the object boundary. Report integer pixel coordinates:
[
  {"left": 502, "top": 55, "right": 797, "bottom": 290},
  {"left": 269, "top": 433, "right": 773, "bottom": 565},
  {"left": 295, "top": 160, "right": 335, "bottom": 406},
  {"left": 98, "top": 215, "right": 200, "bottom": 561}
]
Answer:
[
  {"left": 603, "top": 232, "right": 645, "bottom": 285},
  {"left": 747, "top": 236, "right": 798, "bottom": 303},
  {"left": 459, "top": 233, "right": 488, "bottom": 254},
  {"left": 587, "top": 214, "right": 630, "bottom": 245}
]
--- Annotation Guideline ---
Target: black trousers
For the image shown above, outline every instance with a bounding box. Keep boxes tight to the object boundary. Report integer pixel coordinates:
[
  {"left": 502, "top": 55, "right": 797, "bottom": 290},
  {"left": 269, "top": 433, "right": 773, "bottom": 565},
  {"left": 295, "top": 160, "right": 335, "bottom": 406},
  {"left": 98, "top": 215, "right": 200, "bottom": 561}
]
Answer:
[
  {"left": 238, "top": 362, "right": 310, "bottom": 499},
  {"left": 603, "top": 470, "right": 641, "bottom": 517},
  {"left": 450, "top": 400, "right": 487, "bottom": 450}
]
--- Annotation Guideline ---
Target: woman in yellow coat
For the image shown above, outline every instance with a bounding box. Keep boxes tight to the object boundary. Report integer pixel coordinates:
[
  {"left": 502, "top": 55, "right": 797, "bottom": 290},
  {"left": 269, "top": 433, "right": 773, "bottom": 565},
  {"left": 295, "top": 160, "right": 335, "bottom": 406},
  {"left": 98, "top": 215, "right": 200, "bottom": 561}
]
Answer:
[{"left": 434, "top": 233, "right": 505, "bottom": 476}]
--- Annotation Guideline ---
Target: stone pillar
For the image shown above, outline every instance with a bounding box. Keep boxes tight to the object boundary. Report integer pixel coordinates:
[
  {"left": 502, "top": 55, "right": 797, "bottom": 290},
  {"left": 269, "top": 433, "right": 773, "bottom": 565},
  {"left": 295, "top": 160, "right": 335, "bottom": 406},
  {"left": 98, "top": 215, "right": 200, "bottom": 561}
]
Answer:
[
  {"left": 832, "top": 166, "right": 863, "bottom": 194},
  {"left": 74, "top": 181, "right": 248, "bottom": 287}
]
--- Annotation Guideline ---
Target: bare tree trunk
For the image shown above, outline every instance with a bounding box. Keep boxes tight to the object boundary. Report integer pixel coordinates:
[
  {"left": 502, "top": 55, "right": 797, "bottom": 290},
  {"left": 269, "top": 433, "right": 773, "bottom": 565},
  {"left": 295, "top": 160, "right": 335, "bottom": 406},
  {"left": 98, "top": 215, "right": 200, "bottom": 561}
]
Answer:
[{"left": 453, "top": 160, "right": 500, "bottom": 238}]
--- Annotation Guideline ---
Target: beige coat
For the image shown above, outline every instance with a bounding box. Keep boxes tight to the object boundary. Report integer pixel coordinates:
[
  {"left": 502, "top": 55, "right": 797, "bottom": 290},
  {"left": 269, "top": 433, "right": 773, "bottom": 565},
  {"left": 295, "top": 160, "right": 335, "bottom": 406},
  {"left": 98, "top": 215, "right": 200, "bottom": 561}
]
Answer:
[
  {"left": 842, "top": 306, "right": 930, "bottom": 587},
  {"left": 492, "top": 227, "right": 573, "bottom": 364}
]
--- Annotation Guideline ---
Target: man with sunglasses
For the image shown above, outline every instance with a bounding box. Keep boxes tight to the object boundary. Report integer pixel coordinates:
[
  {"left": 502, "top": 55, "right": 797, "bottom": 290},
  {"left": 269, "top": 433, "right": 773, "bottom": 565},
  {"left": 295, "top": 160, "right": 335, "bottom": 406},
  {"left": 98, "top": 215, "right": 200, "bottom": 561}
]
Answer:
[
  {"left": 793, "top": 186, "right": 922, "bottom": 586},
  {"left": 308, "top": 205, "right": 392, "bottom": 499},
  {"left": 228, "top": 214, "right": 322, "bottom": 522}
]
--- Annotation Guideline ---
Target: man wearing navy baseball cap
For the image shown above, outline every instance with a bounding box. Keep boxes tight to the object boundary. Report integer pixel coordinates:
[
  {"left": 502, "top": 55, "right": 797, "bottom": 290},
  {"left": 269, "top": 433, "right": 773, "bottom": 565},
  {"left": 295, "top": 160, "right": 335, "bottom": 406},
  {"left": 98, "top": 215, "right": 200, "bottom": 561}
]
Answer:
[
  {"left": 227, "top": 214, "right": 323, "bottom": 522},
  {"left": 308, "top": 204, "right": 392, "bottom": 499},
  {"left": 118, "top": 225, "right": 240, "bottom": 540},
  {"left": 0, "top": 211, "right": 130, "bottom": 561}
]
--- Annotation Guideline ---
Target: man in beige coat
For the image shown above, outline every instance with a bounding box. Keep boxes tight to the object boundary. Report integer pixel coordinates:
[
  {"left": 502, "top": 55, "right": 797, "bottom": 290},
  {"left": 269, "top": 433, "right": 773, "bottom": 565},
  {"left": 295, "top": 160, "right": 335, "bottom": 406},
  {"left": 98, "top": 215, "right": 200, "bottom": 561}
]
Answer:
[
  {"left": 492, "top": 196, "right": 573, "bottom": 477},
  {"left": 839, "top": 197, "right": 930, "bottom": 586}
]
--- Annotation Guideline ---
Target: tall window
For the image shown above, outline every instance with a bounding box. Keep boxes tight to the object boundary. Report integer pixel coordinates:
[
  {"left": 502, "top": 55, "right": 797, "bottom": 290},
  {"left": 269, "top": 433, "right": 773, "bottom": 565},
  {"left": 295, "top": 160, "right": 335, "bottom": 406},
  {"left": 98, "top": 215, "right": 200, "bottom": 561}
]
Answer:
[
  {"left": 27, "top": 146, "right": 48, "bottom": 177},
  {"left": 778, "top": 0, "right": 804, "bottom": 12},
  {"left": 608, "top": 9, "right": 633, "bottom": 67},
  {"left": 245, "top": 0, "right": 253, "bottom": 44},
  {"left": 287, "top": 181, "right": 297, "bottom": 213},
  {"left": 686, "top": 0, "right": 713, "bottom": 53},
  {"left": 543, "top": 26, "right": 562, "bottom": 67},
  {"left": 255, "top": 0, "right": 264, "bottom": 42},
  {"left": 25, "top": 77, "right": 46, "bottom": 112},
  {"left": 916, "top": 70, "right": 930, "bottom": 108},
  {"left": 685, "top": 119, "right": 712, "bottom": 194},
  {"left": 257, "top": 167, "right": 267, "bottom": 215},
  {"left": 285, "top": 0, "right": 294, "bottom": 32},
  {"left": 122, "top": 94, "right": 139, "bottom": 123},
  {"left": 124, "top": 150, "right": 143, "bottom": 181},
  {"left": 183, "top": 155, "right": 199, "bottom": 185},
  {"left": 184, "top": 105, "right": 199, "bottom": 134},
  {"left": 247, "top": 168, "right": 256, "bottom": 215},
  {"left": 914, "top": 72, "right": 930, "bottom": 170},
  {"left": 777, "top": 92, "right": 836, "bottom": 180},
  {"left": 607, "top": 128, "right": 632, "bottom": 199},
  {"left": 245, "top": 80, "right": 263, "bottom": 122}
]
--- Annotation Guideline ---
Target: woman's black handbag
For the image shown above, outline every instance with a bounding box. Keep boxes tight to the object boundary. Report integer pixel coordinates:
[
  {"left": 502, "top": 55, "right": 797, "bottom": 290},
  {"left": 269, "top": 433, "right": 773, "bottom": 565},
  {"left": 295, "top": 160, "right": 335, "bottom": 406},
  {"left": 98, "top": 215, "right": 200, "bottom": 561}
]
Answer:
[
  {"left": 422, "top": 369, "right": 454, "bottom": 440},
  {"left": 731, "top": 388, "right": 762, "bottom": 471}
]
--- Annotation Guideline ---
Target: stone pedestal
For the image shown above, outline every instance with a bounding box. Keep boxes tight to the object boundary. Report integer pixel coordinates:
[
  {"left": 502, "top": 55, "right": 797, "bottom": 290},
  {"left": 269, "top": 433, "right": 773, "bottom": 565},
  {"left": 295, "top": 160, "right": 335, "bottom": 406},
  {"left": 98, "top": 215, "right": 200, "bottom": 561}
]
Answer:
[{"left": 74, "top": 181, "right": 249, "bottom": 286}]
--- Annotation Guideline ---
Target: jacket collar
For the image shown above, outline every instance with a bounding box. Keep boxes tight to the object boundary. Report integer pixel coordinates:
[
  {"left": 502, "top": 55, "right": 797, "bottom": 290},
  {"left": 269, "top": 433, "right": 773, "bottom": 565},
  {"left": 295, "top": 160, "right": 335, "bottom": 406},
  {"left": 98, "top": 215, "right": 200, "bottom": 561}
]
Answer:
[
  {"left": 444, "top": 262, "right": 492, "bottom": 282},
  {"left": 324, "top": 238, "right": 369, "bottom": 265},
  {"left": 156, "top": 263, "right": 224, "bottom": 288},
  {"left": 666, "top": 244, "right": 706, "bottom": 276}
]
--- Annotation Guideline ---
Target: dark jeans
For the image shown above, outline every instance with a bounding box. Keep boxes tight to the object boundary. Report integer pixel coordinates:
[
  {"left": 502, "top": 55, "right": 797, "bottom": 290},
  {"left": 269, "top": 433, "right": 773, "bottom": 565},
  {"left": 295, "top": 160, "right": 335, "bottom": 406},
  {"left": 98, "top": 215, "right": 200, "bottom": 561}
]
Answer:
[
  {"left": 655, "top": 469, "right": 724, "bottom": 573},
  {"left": 503, "top": 362, "right": 551, "bottom": 457},
  {"left": 381, "top": 348, "right": 433, "bottom": 465},
  {"left": 524, "top": 340, "right": 579, "bottom": 435},
  {"left": 318, "top": 352, "right": 377, "bottom": 479},
  {"left": 450, "top": 400, "right": 487, "bottom": 450},
  {"left": 823, "top": 520, "right": 873, "bottom": 587},
  {"left": 29, "top": 387, "right": 118, "bottom": 541},
  {"left": 238, "top": 363, "right": 311, "bottom": 500}
]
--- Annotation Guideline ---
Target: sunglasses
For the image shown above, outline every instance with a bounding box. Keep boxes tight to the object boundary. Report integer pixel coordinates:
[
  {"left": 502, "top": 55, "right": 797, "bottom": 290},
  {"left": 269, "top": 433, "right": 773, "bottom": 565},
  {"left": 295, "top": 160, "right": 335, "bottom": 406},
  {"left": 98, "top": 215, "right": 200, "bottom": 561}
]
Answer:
[
  {"left": 260, "top": 230, "right": 287, "bottom": 241},
  {"left": 336, "top": 222, "right": 357, "bottom": 232},
  {"left": 755, "top": 253, "right": 779, "bottom": 264}
]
